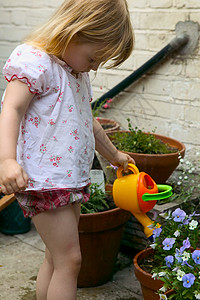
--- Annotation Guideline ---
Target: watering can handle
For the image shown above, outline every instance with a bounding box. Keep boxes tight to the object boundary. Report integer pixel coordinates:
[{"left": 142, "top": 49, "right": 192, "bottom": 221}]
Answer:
[
  {"left": 142, "top": 184, "right": 173, "bottom": 201},
  {"left": 116, "top": 163, "right": 139, "bottom": 179}
]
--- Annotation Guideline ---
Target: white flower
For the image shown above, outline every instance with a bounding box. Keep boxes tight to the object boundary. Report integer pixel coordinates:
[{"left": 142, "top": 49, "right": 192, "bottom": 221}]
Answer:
[
  {"left": 189, "top": 220, "right": 198, "bottom": 230},
  {"left": 158, "top": 271, "right": 166, "bottom": 277},
  {"left": 147, "top": 224, "right": 155, "bottom": 229},
  {"left": 174, "top": 230, "right": 180, "bottom": 237},
  {"left": 159, "top": 295, "right": 167, "bottom": 300},
  {"left": 150, "top": 243, "right": 157, "bottom": 249},
  {"left": 194, "top": 291, "right": 200, "bottom": 299},
  {"left": 165, "top": 210, "right": 172, "bottom": 220},
  {"left": 179, "top": 158, "right": 184, "bottom": 163},
  {"left": 152, "top": 273, "right": 158, "bottom": 280},
  {"left": 184, "top": 175, "right": 188, "bottom": 180},
  {"left": 177, "top": 269, "right": 185, "bottom": 281},
  {"left": 182, "top": 251, "right": 190, "bottom": 261},
  {"left": 177, "top": 181, "right": 182, "bottom": 185},
  {"left": 159, "top": 286, "right": 167, "bottom": 293}
]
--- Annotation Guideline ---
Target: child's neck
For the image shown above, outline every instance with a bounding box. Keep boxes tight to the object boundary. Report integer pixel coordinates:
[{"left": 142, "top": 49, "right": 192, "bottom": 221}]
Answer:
[{"left": 71, "top": 71, "right": 79, "bottom": 78}]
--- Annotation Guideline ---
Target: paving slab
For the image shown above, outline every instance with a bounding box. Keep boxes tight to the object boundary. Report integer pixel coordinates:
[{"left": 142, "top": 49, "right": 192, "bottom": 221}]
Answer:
[{"left": 0, "top": 223, "right": 143, "bottom": 300}]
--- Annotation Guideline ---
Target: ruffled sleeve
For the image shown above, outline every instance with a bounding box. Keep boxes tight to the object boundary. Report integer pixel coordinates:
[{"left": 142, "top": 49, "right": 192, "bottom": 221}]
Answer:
[{"left": 3, "top": 44, "right": 53, "bottom": 94}]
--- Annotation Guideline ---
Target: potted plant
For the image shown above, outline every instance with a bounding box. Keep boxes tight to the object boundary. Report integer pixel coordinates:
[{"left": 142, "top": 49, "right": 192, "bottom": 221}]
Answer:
[
  {"left": 92, "top": 98, "right": 120, "bottom": 133},
  {"left": 78, "top": 183, "right": 131, "bottom": 287},
  {"left": 133, "top": 207, "right": 200, "bottom": 300},
  {"left": 106, "top": 119, "right": 186, "bottom": 183}
]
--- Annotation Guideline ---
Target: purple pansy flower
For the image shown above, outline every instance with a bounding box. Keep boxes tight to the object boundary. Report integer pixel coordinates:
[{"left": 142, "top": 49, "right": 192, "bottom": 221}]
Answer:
[
  {"left": 181, "top": 261, "right": 193, "bottom": 269},
  {"left": 180, "top": 237, "right": 191, "bottom": 253},
  {"left": 153, "top": 227, "right": 162, "bottom": 242},
  {"left": 175, "top": 248, "right": 183, "bottom": 263},
  {"left": 192, "top": 250, "right": 200, "bottom": 265},
  {"left": 172, "top": 208, "right": 186, "bottom": 222},
  {"left": 165, "top": 255, "right": 174, "bottom": 267},
  {"left": 162, "top": 238, "right": 176, "bottom": 250},
  {"left": 182, "top": 273, "right": 195, "bottom": 288}
]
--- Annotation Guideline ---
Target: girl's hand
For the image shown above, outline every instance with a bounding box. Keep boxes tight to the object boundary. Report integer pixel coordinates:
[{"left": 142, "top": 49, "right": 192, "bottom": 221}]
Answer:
[
  {"left": 0, "top": 159, "right": 29, "bottom": 195},
  {"left": 111, "top": 151, "right": 136, "bottom": 172}
]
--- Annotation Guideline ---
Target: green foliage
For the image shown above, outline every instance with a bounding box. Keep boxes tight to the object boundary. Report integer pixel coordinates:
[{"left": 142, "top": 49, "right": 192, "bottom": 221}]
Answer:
[
  {"left": 92, "top": 99, "right": 107, "bottom": 117},
  {"left": 109, "top": 118, "right": 177, "bottom": 154},
  {"left": 81, "top": 183, "right": 110, "bottom": 214}
]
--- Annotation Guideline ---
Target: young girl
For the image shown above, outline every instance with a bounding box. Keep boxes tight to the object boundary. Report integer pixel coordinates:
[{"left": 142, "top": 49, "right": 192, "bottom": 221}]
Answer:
[{"left": 0, "top": 0, "right": 135, "bottom": 299}]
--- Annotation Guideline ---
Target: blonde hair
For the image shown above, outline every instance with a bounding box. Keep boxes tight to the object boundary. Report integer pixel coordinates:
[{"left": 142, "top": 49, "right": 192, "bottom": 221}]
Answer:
[{"left": 25, "top": 0, "right": 134, "bottom": 68}]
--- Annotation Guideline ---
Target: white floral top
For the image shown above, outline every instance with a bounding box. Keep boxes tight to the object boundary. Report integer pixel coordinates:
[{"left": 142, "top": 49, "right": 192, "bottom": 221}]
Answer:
[{"left": 2, "top": 44, "right": 95, "bottom": 191}]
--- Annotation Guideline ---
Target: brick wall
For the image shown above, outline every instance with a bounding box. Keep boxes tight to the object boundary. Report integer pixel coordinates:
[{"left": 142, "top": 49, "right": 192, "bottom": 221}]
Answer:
[
  {"left": 0, "top": 0, "right": 200, "bottom": 160},
  {"left": 92, "top": 0, "right": 200, "bottom": 161}
]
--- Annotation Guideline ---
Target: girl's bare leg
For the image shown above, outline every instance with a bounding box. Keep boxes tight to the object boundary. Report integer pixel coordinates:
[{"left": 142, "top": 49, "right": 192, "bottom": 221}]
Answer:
[
  {"left": 35, "top": 247, "right": 54, "bottom": 299},
  {"left": 32, "top": 203, "right": 81, "bottom": 300}
]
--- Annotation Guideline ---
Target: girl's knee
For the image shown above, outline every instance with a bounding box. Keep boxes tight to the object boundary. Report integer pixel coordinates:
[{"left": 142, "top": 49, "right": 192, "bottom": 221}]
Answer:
[
  {"left": 45, "top": 248, "right": 54, "bottom": 269},
  {"left": 68, "top": 249, "right": 82, "bottom": 272},
  {"left": 51, "top": 247, "right": 82, "bottom": 273}
]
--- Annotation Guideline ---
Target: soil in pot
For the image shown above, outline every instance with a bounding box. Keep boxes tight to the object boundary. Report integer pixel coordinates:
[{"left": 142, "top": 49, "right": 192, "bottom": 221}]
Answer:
[{"left": 96, "top": 117, "right": 120, "bottom": 133}]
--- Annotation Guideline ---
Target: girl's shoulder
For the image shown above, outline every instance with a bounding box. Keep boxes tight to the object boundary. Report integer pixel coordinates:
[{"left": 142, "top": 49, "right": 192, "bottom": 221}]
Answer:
[
  {"left": 7, "top": 44, "right": 53, "bottom": 70},
  {"left": 3, "top": 44, "right": 54, "bottom": 94}
]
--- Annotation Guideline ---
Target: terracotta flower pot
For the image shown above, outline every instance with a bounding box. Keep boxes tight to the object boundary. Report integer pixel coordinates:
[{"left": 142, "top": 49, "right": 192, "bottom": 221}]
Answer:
[
  {"left": 78, "top": 185, "right": 131, "bottom": 287},
  {"left": 107, "top": 130, "right": 186, "bottom": 183},
  {"left": 133, "top": 248, "right": 163, "bottom": 300},
  {"left": 96, "top": 117, "right": 120, "bottom": 133}
]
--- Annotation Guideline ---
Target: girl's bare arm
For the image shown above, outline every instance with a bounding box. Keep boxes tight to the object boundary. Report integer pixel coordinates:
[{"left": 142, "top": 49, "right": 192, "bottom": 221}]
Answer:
[
  {"left": 0, "top": 80, "right": 34, "bottom": 194},
  {"left": 93, "top": 117, "right": 135, "bottom": 171}
]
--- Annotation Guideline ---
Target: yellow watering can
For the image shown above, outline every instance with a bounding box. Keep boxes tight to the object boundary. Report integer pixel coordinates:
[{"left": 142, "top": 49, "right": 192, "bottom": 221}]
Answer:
[{"left": 113, "top": 164, "right": 172, "bottom": 239}]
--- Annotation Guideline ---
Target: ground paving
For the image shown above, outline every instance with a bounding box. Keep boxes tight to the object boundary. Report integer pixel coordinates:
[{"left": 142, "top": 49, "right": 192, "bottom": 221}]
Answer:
[{"left": 0, "top": 222, "right": 143, "bottom": 300}]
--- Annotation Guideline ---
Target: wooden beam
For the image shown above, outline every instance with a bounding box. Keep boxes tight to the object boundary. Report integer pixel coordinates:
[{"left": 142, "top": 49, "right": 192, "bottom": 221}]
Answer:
[{"left": 0, "top": 193, "right": 16, "bottom": 212}]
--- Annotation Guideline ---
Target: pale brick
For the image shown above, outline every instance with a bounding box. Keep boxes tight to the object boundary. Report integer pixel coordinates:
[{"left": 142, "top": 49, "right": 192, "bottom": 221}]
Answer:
[
  {"left": 43, "top": 0, "right": 63, "bottom": 8},
  {"left": 148, "top": 32, "right": 174, "bottom": 51},
  {"left": 26, "top": 10, "right": 53, "bottom": 27},
  {"left": 134, "top": 31, "right": 149, "bottom": 50},
  {"left": 144, "top": 76, "right": 172, "bottom": 96},
  {"left": 130, "top": 52, "right": 153, "bottom": 69},
  {"left": 0, "top": 43, "right": 18, "bottom": 59},
  {"left": 129, "top": 12, "right": 140, "bottom": 29},
  {"left": 119, "top": 55, "right": 136, "bottom": 71},
  {"left": 0, "top": 0, "right": 44, "bottom": 8},
  {"left": 127, "top": 0, "right": 149, "bottom": 9},
  {"left": 184, "top": 105, "right": 200, "bottom": 124},
  {"left": 150, "top": 0, "right": 173, "bottom": 8},
  {"left": 0, "top": 26, "right": 30, "bottom": 42},
  {"left": 185, "top": 58, "right": 200, "bottom": 78},
  {"left": 188, "top": 12, "right": 200, "bottom": 24},
  {"left": 171, "top": 80, "right": 200, "bottom": 101},
  {"left": 11, "top": 9, "right": 29, "bottom": 26},
  {"left": 176, "top": 0, "right": 200, "bottom": 9},
  {"left": 0, "top": 76, "right": 7, "bottom": 99},
  {"left": 139, "top": 12, "right": 185, "bottom": 30},
  {"left": 171, "top": 125, "right": 200, "bottom": 145},
  {"left": 154, "top": 59, "right": 185, "bottom": 77},
  {"left": 0, "top": 9, "right": 12, "bottom": 24}
]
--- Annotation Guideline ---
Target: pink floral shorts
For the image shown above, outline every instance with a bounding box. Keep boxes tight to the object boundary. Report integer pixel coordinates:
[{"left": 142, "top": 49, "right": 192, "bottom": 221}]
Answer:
[{"left": 15, "top": 186, "right": 90, "bottom": 218}]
